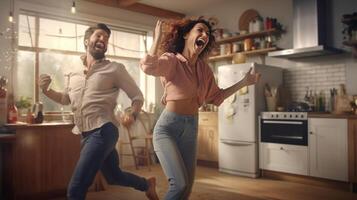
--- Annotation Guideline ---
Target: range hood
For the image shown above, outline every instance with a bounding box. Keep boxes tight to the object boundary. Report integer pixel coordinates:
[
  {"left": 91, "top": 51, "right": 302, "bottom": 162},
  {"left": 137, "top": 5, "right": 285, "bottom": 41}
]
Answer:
[{"left": 268, "top": 0, "right": 342, "bottom": 58}]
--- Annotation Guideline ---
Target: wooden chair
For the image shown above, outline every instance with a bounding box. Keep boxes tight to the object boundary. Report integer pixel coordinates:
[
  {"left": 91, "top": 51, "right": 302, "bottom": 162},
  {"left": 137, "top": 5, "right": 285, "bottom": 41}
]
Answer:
[{"left": 118, "top": 108, "right": 155, "bottom": 171}]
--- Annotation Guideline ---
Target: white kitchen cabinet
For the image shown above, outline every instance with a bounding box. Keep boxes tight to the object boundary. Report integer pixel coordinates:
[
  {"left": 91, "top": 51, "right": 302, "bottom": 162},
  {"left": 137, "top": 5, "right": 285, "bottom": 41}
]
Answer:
[
  {"left": 309, "top": 118, "right": 348, "bottom": 181},
  {"left": 260, "top": 143, "right": 308, "bottom": 175}
]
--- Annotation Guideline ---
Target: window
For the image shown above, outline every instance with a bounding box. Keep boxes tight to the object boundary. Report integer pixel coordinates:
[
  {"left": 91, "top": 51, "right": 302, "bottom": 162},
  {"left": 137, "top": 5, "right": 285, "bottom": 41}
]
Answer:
[{"left": 16, "top": 13, "right": 154, "bottom": 113}]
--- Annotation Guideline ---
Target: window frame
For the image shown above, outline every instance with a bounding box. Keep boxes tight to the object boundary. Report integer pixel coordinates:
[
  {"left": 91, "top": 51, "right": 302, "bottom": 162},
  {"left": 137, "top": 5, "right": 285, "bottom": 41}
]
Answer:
[{"left": 16, "top": 11, "right": 154, "bottom": 112}]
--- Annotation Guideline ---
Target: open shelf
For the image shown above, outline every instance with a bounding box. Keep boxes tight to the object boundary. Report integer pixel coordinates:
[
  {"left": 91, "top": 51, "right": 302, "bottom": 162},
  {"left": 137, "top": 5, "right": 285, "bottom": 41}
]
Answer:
[
  {"left": 216, "top": 29, "right": 282, "bottom": 45},
  {"left": 343, "top": 40, "right": 357, "bottom": 47},
  {"left": 209, "top": 47, "right": 278, "bottom": 62}
]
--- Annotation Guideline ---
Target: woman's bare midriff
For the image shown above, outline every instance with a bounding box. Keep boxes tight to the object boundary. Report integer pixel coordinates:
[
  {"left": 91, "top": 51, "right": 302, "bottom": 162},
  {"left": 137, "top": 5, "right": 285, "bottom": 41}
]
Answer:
[{"left": 165, "top": 98, "right": 199, "bottom": 115}]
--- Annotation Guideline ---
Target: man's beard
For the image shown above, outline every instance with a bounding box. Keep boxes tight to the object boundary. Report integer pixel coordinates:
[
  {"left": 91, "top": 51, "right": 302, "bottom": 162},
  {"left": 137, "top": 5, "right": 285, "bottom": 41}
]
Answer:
[
  {"left": 89, "top": 48, "right": 105, "bottom": 60},
  {"left": 88, "top": 42, "right": 106, "bottom": 60}
]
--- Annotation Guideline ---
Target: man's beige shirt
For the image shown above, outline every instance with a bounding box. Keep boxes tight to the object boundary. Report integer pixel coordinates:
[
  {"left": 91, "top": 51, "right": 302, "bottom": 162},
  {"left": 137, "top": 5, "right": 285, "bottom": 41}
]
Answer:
[{"left": 61, "top": 59, "right": 143, "bottom": 134}]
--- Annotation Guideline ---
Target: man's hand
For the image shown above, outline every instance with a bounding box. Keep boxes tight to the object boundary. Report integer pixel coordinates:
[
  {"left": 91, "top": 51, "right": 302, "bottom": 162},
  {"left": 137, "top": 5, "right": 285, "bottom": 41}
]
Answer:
[
  {"left": 120, "top": 112, "right": 135, "bottom": 127},
  {"left": 131, "top": 100, "right": 143, "bottom": 118},
  {"left": 39, "top": 74, "right": 52, "bottom": 92}
]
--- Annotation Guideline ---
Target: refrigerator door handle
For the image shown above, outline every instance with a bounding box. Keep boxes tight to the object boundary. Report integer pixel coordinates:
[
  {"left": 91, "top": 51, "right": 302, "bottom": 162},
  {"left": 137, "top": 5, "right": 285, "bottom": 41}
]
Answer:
[{"left": 220, "top": 140, "right": 253, "bottom": 146}]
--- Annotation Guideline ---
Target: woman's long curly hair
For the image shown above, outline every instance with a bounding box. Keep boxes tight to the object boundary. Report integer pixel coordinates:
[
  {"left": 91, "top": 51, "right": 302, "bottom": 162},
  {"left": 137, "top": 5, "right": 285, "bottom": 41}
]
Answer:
[{"left": 160, "top": 18, "right": 216, "bottom": 59}]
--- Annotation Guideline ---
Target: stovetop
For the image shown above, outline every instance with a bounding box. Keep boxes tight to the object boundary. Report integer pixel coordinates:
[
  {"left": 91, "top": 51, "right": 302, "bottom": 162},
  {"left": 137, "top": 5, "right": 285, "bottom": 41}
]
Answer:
[{"left": 287, "top": 102, "right": 312, "bottom": 112}]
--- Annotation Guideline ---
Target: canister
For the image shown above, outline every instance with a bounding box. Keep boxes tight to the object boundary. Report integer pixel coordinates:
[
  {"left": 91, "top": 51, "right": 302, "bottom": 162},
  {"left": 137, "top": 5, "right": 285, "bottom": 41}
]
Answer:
[{"left": 244, "top": 38, "right": 253, "bottom": 51}]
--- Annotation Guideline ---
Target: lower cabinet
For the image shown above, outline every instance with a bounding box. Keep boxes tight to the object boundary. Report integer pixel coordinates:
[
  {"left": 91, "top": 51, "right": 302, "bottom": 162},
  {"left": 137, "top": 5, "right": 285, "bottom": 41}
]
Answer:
[
  {"left": 197, "top": 112, "right": 218, "bottom": 162},
  {"left": 259, "top": 143, "right": 308, "bottom": 176},
  {"left": 1, "top": 124, "right": 104, "bottom": 200},
  {"left": 309, "top": 118, "right": 348, "bottom": 182},
  {"left": 260, "top": 117, "right": 348, "bottom": 182}
]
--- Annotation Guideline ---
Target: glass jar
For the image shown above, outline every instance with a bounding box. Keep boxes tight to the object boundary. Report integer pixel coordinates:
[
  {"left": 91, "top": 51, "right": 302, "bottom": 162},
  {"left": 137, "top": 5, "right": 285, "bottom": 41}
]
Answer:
[
  {"left": 232, "top": 42, "right": 241, "bottom": 52},
  {"left": 244, "top": 38, "right": 253, "bottom": 51},
  {"left": 220, "top": 43, "right": 232, "bottom": 55}
]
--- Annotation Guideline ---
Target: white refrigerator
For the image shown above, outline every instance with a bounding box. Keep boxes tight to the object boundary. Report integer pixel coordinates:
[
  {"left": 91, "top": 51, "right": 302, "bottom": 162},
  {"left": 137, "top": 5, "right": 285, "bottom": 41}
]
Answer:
[{"left": 218, "top": 62, "right": 282, "bottom": 178}]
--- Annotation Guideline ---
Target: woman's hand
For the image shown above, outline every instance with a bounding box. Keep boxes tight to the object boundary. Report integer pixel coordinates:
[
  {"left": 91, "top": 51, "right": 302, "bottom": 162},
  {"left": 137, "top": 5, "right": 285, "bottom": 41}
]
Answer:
[
  {"left": 242, "top": 67, "right": 261, "bottom": 86},
  {"left": 221, "top": 67, "right": 261, "bottom": 101},
  {"left": 154, "top": 20, "right": 164, "bottom": 42},
  {"left": 149, "top": 20, "right": 164, "bottom": 56}
]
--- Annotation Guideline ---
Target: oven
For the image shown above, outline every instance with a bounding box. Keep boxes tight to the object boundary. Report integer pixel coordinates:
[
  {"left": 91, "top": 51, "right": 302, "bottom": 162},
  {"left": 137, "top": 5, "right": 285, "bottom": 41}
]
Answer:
[{"left": 260, "top": 112, "right": 308, "bottom": 146}]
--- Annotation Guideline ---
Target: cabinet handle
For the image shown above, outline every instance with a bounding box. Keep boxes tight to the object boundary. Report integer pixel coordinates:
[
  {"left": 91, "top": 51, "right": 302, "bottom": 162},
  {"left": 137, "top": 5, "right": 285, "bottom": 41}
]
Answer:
[
  {"left": 280, "top": 147, "right": 284, "bottom": 150},
  {"left": 309, "top": 131, "right": 313, "bottom": 135}
]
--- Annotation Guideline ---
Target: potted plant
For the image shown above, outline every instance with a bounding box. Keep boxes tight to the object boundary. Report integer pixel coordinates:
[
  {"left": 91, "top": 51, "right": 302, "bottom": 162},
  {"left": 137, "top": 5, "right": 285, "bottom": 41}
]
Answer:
[{"left": 15, "top": 96, "right": 32, "bottom": 117}]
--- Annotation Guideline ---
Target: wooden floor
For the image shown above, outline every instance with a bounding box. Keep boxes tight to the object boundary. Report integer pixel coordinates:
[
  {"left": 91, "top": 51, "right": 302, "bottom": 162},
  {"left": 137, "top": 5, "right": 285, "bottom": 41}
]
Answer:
[{"left": 53, "top": 164, "right": 357, "bottom": 200}]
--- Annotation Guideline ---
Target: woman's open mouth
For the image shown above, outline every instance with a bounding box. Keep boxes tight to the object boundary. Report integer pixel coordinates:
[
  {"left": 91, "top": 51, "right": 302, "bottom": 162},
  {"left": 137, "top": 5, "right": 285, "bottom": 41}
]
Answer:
[{"left": 195, "top": 38, "right": 206, "bottom": 48}]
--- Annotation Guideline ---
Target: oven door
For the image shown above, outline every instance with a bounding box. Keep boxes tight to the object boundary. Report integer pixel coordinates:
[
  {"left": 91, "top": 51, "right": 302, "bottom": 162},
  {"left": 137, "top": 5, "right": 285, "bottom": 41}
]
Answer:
[{"left": 260, "top": 119, "right": 308, "bottom": 146}]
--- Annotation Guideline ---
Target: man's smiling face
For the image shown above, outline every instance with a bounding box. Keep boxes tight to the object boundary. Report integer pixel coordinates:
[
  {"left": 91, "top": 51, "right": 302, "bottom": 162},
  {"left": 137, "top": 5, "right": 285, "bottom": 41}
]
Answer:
[{"left": 86, "top": 29, "right": 109, "bottom": 59}]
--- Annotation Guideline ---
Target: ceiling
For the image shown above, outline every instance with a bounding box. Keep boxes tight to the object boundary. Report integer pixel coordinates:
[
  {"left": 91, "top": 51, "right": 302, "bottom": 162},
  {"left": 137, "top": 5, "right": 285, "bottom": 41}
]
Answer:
[
  {"left": 139, "top": 0, "right": 235, "bottom": 14},
  {"left": 82, "top": 0, "right": 238, "bottom": 19}
]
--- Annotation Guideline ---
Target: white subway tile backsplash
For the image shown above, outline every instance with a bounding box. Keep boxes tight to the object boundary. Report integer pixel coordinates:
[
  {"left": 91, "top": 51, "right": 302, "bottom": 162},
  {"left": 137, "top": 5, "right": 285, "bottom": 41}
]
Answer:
[{"left": 283, "top": 63, "right": 346, "bottom": 102}]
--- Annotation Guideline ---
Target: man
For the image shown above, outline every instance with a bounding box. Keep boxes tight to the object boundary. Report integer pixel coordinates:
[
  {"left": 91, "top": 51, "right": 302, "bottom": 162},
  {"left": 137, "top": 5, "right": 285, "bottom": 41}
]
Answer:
[{"left": 39, "top": 23, "right": 159, "bottom": 200}]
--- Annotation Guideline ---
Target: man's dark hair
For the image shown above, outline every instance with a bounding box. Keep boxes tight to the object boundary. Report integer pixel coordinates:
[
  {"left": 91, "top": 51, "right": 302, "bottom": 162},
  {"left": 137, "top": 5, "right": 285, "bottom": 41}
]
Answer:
[{"left": 83, "top": 23, "right": 111, "bottom": 49}]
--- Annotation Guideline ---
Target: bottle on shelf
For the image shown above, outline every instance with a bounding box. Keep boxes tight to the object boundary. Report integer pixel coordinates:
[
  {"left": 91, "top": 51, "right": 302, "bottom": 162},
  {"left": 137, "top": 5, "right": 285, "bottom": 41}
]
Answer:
[
  {"left": 33, "top": 102, "right": 44, "bottom": 124},
  {"left": 7, "top": 94, "right": 18, "bottom": 124},
  {"left": 318, "top": 90, "right": 326, "bottom": 112},
  {"left": 265, "top": 17, "right": 272, "bottom": 30},
  {"left": 26, "top": 108, "right": 34, "bottom": 124}
]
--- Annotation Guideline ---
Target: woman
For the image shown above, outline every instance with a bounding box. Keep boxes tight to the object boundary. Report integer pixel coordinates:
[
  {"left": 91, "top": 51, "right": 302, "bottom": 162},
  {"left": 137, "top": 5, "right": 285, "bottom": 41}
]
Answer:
[{"left": 140, "top": 18, "right": 260, "bottom": 200}]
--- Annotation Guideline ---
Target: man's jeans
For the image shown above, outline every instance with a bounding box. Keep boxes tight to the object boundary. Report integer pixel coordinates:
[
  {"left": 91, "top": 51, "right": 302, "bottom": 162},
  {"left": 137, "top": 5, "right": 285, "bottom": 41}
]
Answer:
[
  {"left": 67, "top": 122, "right": 148, "bottom": 200},
  {"left": 153, "top": 109, "right": 198, "bottom": 200}
]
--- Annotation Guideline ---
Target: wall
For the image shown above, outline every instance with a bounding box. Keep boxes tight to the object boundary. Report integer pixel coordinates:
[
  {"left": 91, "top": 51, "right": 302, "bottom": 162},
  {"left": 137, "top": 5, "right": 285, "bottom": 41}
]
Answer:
[
  {"left": 276, "top": 55, "right": 347, "bottom": 101},
  {"left": 189, "top": 0, "right": 293, "bottom": 51},
  {"left": 193, "top": 0, "right": 357, "bottom": 103}
]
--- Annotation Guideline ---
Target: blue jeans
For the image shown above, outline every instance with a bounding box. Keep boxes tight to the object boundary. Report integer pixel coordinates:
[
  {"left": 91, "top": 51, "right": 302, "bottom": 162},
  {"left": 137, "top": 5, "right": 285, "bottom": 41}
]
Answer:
[
  {"left": 153, "top": 109, "right": 198, "bottom": 200},
  {"left": 67, "top": 122, "right": 148, "bottom": 200}
]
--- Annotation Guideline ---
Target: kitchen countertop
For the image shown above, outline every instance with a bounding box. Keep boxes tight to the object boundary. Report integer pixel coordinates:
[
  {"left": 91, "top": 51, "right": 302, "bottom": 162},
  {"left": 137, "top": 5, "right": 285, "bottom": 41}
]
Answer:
[
  {"left": 308, "top": 112, "right": 357, "bottom": 119},
  {"left": 5, "top": 121, "right": 74, "bottom": 129}
]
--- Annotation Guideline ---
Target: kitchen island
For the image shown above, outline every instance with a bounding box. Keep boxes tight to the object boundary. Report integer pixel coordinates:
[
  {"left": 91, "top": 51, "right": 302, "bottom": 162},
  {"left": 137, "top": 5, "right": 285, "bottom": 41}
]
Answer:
[{"left": 0, "top": 122, "right": 105, "bottom": 200}]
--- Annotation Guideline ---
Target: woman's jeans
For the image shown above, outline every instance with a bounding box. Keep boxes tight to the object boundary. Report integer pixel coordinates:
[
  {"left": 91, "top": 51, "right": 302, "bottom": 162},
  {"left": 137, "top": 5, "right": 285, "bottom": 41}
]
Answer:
[
  {"left": 153, "top": 109, "right": 198, "bottom": 200},
  {"left": 67, "top": 122, "right": 148, "bottom": 200}
]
